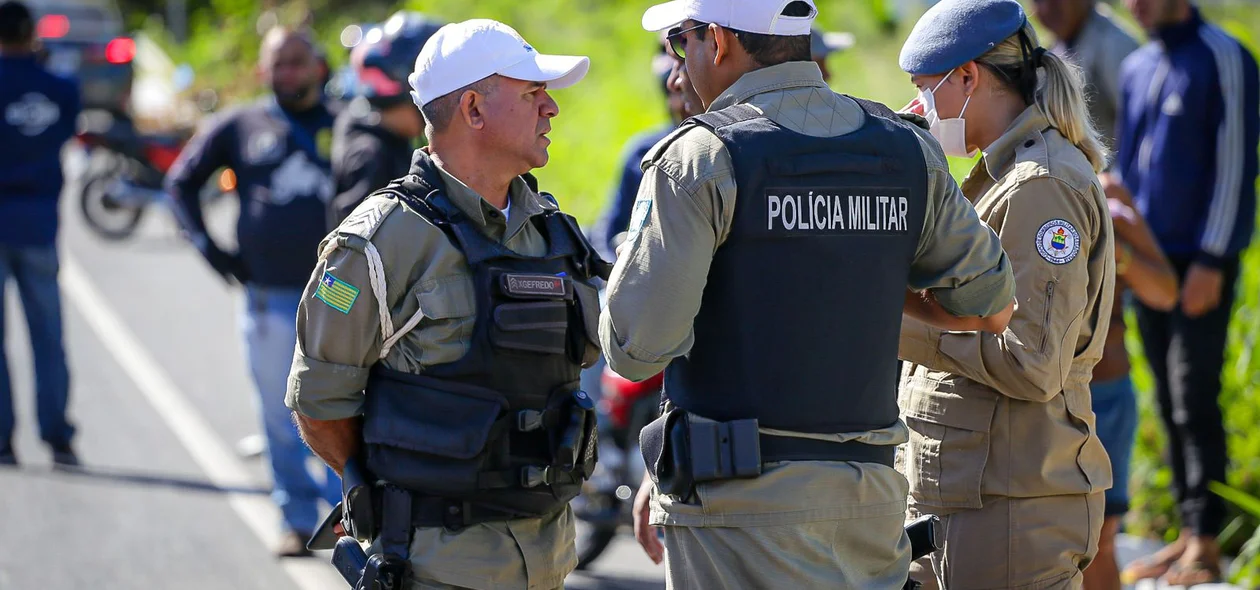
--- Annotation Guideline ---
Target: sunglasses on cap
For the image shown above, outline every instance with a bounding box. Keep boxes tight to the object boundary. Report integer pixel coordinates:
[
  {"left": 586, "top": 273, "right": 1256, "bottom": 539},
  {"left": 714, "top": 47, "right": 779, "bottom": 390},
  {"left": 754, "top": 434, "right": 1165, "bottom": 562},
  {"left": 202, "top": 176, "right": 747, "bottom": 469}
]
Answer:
[{"left": 666, "top": 22, "right": 708, "bottom": 59}]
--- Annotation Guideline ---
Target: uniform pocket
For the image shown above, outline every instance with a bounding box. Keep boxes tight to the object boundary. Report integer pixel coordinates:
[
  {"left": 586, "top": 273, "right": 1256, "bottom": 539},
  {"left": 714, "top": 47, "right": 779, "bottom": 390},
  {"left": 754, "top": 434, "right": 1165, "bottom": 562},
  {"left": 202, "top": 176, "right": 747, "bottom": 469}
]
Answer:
[
  {"left": 902, "top": 386, "right": 998, "bottom": 510},
  {"left": 406, "top": 275, "right": 476, "bottom": 365},
  {"left": 1038, "top": 280, "right": 1057, "bottom": 353}
]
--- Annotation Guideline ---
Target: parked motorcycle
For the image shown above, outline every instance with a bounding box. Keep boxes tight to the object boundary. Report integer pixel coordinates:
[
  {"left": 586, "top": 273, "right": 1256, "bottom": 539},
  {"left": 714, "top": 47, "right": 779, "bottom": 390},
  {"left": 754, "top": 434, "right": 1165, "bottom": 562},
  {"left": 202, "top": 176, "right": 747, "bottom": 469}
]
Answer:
[
  {"left": 74, "top": 109, "right": 230, "bottom": 240},
  {"left": 572, "top": 364, "right": 662, "bottom": 570}
]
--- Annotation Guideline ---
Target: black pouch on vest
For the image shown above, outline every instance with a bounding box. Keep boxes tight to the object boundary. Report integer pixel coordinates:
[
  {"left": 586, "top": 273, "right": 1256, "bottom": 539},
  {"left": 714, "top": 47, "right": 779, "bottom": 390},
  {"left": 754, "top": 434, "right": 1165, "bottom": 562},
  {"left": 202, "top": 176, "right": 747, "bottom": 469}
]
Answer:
[
  {"left": 641, "top": 410, "right": 763, "bottom": 499},
  {"left": 549, "top": 388, "right": 595, "bottom": 474},
  {"left": 492, "top": 272, "right": 572, "bottom": 355},
  {"left": 363, "top": 372, "right": 508, "bottom": 494},
  {"left": 341, "top": 456, "right": 377, "bottom": 542},
  {"left": 686, "top": 416, "right": 763, "bottom": 483},
  {"left": 639, "top": 407, "right": 693, "bottom": 499},
  {"left": 906, "top": 514, "right": 943, "bottom": 560}
]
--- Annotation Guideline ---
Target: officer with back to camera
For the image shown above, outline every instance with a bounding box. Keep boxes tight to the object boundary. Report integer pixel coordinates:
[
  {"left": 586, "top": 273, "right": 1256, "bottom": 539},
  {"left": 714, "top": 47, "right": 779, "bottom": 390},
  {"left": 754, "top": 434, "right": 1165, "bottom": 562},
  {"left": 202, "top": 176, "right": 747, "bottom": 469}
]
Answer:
[{"left": 603, "top": 0, "right": 1017, "bottom": 586}]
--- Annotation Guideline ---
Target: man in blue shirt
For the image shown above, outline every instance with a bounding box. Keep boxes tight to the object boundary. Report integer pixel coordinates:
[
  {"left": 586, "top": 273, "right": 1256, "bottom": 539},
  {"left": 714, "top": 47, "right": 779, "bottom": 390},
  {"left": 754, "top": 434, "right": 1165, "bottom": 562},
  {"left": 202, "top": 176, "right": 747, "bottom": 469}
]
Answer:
[
  {"left": 1115, "top": 0, "right": 1259, "bottom": 584},
  {"left": 588, "top": 39, "right": 690, "bottom": 260},
  {"left": 165, "top": 26, "right": 341, "bottom": 558},
  {"left": 0, "top": 1, "right": 81, "bottom": 467}
]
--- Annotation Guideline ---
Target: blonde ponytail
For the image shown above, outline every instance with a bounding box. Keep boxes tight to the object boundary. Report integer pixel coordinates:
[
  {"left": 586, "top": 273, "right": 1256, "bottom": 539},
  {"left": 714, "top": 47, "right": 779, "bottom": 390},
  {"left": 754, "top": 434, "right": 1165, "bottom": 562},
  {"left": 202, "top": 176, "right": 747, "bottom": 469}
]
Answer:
[{"left": 975, "top": 23, "right": 1109, "bottom": 173}]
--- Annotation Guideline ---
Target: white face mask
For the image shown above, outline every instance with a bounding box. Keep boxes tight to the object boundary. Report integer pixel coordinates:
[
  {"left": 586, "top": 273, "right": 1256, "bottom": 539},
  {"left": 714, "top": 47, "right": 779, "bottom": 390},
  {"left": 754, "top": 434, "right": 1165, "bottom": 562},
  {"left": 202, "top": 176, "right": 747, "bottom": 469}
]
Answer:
[{"left": 918, "top": 70, "right": 977, "bottom": 158}]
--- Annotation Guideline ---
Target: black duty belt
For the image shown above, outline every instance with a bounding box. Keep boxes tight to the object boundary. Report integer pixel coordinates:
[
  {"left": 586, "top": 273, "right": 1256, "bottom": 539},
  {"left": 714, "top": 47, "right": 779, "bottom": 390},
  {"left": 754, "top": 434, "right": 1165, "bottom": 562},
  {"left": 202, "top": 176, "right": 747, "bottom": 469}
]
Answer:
[
  {"left": 759, "top": 433, "right": 896, "bottom": 467},
  {"left": 408, "top": 496, "right": 535, "bottom": 531}
]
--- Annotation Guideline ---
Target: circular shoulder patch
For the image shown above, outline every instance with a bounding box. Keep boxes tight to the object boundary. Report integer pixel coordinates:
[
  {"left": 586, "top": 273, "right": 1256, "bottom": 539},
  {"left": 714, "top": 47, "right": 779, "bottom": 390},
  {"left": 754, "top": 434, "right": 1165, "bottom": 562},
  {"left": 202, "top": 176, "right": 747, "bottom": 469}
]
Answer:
[{"left": 1036, "top": 219, "right": 1081, "bottom": 265}]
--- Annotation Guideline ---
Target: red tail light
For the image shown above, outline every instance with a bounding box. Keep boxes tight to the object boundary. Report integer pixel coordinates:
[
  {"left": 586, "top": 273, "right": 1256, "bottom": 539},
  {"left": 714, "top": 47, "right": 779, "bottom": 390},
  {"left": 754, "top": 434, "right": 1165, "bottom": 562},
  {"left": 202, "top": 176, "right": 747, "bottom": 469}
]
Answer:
[
  {"left": 75, "top": 132, "right": 102, "bottom": 147},
  {"left": 144, "top": 143, "right": 182, "bottom": 174},
  {"left": 600, "top": 369, "right": 663, "bottom": 429},
  {"left": 105, "top": 38, "right": 135, "bottom": 64},
  {"left": 37, "top": 15, "right": 70, "bottom": 39}
]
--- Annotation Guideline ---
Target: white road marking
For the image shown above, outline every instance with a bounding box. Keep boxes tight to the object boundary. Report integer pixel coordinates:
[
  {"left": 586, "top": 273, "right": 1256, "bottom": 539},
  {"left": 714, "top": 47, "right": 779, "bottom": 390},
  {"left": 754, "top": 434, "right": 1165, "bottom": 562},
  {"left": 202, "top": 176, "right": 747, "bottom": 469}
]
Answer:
[{"left": 60, "top": 255, "right": 344, "bottom": 590}]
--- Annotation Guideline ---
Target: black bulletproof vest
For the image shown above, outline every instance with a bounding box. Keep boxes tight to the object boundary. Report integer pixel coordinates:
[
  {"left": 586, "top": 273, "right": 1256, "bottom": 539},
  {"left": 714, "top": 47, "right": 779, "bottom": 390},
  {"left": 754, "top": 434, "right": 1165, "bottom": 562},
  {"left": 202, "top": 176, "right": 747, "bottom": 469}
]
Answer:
[
  {"left": 664, "top": 98, "right": 928, "bottom": 434},
  {"left": 361, "top": 152, "right": 608, "bottom": 518}
]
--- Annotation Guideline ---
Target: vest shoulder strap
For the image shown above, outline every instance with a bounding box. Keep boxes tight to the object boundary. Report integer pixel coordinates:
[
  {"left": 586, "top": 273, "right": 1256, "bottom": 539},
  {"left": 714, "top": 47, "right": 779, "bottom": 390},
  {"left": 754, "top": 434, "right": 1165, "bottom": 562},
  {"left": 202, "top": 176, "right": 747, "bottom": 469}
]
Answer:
[
  {"left": 843, "top": 95, "right": 931, "bottom": 131},
  {"left": 688, "top": 103, "right": 764, "bottom": 131},
  {"left": 642, "top": 104, "right": 764, "bottom": 167}
]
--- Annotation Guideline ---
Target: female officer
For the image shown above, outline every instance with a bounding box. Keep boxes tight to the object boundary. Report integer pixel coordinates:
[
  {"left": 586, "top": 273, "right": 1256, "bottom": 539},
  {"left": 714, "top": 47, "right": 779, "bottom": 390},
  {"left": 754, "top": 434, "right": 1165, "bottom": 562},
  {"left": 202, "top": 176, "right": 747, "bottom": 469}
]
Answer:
[{"left": 895, "top": 0, "right": 1116, "bottom": 588}]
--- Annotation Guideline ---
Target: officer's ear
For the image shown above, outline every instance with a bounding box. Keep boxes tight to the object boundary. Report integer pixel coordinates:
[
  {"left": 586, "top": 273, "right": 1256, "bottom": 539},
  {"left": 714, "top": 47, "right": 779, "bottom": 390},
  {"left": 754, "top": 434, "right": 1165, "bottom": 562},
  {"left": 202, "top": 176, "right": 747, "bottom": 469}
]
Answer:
[
  {"left": 958, "top": 61, "right": 981, "bottom": 97},
  {"left": 711, "top": 24, "right": 733, "bottom": 67},
  {"left": 459, "top": 89, "right": 487, "bottom": 131}
]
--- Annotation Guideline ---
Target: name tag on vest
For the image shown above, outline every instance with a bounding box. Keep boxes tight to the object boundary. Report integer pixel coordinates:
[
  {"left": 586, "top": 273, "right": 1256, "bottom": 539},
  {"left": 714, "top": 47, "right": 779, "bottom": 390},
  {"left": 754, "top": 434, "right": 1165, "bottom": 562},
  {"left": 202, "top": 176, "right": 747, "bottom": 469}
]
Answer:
[
  {"left": 762, "top": 187, "right": 911, "bottom": 236},
  {"left": 501, "top": 273, "right": 568, "bottom": 298}
]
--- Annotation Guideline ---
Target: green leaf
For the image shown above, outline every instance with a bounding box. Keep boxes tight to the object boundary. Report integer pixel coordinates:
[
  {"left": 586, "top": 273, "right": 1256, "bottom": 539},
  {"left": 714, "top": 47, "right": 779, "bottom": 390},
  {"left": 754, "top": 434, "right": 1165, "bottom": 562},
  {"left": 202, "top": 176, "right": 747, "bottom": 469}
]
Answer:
[{"left": 1212, "top": 481, "right": 1260, "bottom": 519}]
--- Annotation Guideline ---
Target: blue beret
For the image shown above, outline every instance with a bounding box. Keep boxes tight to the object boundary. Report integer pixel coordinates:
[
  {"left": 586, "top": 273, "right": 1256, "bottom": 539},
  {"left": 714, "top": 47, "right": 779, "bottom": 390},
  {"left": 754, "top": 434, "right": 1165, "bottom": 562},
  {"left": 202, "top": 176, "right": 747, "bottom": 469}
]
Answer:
[{"left": 899, "top": 0, "right": 1027, "bottom": 75}]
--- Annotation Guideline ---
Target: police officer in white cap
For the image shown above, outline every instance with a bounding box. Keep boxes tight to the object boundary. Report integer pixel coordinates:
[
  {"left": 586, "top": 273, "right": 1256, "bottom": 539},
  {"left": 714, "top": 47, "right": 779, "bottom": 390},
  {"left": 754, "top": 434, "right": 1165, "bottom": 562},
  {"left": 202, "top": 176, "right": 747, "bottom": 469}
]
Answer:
[
  {"left": 287, "top": 19, "right": 610, "bottom": 590},
  {"left": 602, "top": 0, "right": 1018, "bottom": 587}
]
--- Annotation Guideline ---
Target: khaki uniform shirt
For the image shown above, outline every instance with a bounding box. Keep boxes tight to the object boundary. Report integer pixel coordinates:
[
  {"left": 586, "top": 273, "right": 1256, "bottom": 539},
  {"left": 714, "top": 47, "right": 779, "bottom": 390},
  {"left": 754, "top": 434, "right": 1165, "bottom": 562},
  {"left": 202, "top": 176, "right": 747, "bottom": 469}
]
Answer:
[
  {"left": 899, "top": 107, "right": 1116, "bottom": 513},
  {"left": 1052, "top": 4, "right": 1141, "bottom": 152},
  {"left": 599, "top": 62, "right": 1014, "bottom": 531},
  {"left": 286, "top": 162, "right": 575, "bottom": 590}
]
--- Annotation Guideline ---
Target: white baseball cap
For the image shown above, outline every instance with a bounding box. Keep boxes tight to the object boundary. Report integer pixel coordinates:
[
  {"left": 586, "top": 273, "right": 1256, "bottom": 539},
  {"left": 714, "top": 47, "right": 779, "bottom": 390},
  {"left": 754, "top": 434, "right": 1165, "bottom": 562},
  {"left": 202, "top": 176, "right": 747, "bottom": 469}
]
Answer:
[
  {"left": 408, "top": 19, "right": 590, "bottom": 107},
  {"left": 642, "top": 0, "right": 817, "bottom": 36}
]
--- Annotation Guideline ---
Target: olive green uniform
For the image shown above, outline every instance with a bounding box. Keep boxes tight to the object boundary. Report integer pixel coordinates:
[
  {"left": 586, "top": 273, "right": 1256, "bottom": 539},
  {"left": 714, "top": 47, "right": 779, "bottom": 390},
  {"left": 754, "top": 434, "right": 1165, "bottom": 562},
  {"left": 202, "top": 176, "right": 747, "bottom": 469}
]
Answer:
[
  {"left": 286, "top": 163, "right": 575, "bottom": 590},
  {"left": 600, "top": 61, "right": 1015, "bottom": 589}
]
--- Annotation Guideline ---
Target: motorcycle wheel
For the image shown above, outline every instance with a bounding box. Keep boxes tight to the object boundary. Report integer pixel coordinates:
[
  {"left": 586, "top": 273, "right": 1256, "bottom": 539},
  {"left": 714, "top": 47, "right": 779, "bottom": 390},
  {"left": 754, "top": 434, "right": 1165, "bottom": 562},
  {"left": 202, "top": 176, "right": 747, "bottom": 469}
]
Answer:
[{"left": 79, "top": 156, "right": 146, "bottom": 241}]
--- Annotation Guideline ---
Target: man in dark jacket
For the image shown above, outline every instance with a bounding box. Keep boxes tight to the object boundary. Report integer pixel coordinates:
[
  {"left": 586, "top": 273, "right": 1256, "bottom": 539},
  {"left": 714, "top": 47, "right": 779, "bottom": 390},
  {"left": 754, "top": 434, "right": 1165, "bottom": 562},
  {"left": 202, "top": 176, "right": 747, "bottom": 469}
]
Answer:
[
  {"left": 327, "top": 11, "right": 441, "bottom": 228},
  {"left": 164, "top": 26, "right": 342, "bottom": 557},
  {"left": 0, "top": 0, "right": 81, "bottom": 467}
]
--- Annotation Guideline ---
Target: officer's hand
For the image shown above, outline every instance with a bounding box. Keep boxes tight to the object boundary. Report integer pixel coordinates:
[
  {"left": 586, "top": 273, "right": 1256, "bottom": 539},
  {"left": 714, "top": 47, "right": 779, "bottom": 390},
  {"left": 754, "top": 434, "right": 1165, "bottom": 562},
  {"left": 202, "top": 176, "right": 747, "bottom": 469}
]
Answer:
[
  {"left": 898, "top": 97, "right": 926, "bottom": 116},
  {"left": 633, "top": 473, "right": 664, "bottom": 565},
  {"left": 1181, "top": 263, "right": 1224, "bottom": 318},
  {"left": 227, "top": 254, "right": 252, "bottom": 284},
  {"left": 205, "top": 249, "right": 251, "bottom": 286},
  {"left": 202, "top": 246, "right": 239, "bottom": 285}
]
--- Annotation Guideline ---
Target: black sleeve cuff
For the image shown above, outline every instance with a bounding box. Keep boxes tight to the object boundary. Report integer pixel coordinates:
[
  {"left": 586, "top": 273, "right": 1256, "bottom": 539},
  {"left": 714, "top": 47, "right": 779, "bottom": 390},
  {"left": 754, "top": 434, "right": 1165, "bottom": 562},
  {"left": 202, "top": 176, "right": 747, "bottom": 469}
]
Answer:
[{"left": 1194, "top": 251, "right": 1228, "bottom": 270}]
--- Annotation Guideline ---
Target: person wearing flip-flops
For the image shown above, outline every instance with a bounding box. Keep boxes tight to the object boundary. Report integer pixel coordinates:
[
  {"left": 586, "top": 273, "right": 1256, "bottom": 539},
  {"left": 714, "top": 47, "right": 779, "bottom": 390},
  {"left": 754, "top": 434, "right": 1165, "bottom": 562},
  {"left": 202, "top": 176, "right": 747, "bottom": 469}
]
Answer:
[{"left": 1112, "top": 0, "right": 1260, "bottom": 585}]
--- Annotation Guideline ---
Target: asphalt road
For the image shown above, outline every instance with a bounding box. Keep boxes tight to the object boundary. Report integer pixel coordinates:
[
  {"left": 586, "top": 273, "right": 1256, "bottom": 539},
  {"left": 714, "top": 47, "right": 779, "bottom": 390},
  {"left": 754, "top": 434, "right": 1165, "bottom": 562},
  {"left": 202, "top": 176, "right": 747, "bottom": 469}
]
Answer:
[{"left": 0, "top": 151, "right": 664, "bottom": 590}]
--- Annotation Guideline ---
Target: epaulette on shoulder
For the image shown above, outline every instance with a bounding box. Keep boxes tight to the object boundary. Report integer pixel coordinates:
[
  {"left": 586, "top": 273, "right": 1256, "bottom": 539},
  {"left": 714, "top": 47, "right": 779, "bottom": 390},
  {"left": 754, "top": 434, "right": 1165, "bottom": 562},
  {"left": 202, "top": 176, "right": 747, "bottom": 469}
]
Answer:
[{"left": 333, "top": 197, "right": 400, "bottom": 252}]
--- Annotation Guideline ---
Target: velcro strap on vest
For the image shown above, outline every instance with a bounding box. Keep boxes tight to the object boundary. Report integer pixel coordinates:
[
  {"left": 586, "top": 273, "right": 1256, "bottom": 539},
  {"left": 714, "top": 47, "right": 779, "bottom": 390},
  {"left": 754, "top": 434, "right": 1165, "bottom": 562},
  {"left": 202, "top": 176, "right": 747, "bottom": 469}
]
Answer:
[{"left": 759, "top": 434, "right": 895, "bottom": 467}]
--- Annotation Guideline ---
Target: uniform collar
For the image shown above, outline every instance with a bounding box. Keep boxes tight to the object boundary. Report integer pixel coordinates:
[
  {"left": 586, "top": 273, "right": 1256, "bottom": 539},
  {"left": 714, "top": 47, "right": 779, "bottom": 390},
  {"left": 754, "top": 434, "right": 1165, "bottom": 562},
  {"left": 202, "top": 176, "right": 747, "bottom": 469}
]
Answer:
[
  {"left": 426, "top": 153, "right": 551, "bottom": 242},
  {"left": 979, "top": 105, "right": 1051, "bottom": 182},
  {"left": 707, "top": 61, "right": 828, "bottom": 112}
]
